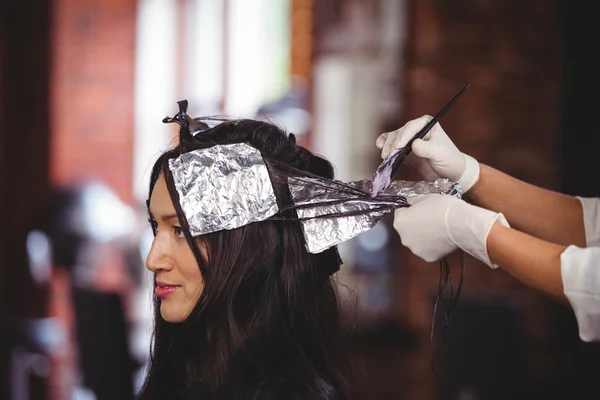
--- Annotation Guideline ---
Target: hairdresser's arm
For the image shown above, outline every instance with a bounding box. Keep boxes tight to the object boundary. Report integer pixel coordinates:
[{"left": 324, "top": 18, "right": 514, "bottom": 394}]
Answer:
[
  {"left": 488, "top": 222, "right": 600, "bottom": 341},
  {"left": 377, "top": 116, "right": 588, "bottom": 247},
  {"left": 467, "top": 164, "right": 586, "bottom": 247},
  {"left": 394, "top": 194, "right": 600, "bottom": 342},
  {"left": 486, "top": 221, "right": 567, "bottom": 303}
]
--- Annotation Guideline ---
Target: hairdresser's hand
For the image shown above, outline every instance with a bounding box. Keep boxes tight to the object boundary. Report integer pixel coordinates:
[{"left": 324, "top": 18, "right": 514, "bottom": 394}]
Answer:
[
  {"left": 393, "top": 194, "right": 509, "bottom": 268},
  {"left": 376, "top": 115, "right": 480, "bottom": 193}
]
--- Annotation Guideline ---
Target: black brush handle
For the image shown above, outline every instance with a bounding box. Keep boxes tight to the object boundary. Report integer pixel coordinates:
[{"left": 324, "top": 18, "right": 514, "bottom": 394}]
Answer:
[{"left": 388, "top": 83, "right": 470, "bottom": 180}]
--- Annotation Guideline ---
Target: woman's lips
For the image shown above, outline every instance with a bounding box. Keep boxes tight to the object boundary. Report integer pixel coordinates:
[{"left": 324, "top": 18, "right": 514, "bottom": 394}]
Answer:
[{"left": 155, "top": 281, "right": 181, "bottom": 298}]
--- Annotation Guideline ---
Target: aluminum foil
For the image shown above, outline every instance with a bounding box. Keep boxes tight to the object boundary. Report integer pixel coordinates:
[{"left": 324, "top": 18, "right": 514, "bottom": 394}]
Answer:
[
  {"left": 290, "top": 177, "right": 462, "bottom": 253},
  {"left": 168, "top": 143, "right": 279, "bottom": 236},
  {"left": 168, "top": 140, "right": 461, "bottom": 255},
  {"left": 381, "top": 179, "right": 462, "bottom": 198}
]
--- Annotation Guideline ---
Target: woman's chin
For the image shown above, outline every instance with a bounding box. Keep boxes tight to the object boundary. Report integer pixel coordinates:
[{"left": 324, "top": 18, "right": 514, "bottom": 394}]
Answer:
[{"left": 160, "top": 304, "right": 187, "bottom": 323}]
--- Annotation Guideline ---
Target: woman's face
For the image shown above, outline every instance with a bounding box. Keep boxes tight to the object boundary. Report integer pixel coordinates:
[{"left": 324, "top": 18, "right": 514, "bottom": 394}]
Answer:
[{"left": 146, "top": 174, "right": 205, "bottom": 322}]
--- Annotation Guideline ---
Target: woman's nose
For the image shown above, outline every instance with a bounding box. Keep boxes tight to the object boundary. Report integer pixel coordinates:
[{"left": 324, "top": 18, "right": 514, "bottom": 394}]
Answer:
[{"left": 145, "top": 234, "right": 174, "bottom": 273}]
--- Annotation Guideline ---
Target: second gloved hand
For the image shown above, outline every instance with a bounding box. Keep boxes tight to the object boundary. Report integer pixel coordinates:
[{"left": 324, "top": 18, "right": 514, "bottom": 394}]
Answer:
[
  {"left": 393, "top": 194, "right": 509, "bottom": 268},
  {"left": 376, "top": 115, "right": 480, "bottom": 193}
]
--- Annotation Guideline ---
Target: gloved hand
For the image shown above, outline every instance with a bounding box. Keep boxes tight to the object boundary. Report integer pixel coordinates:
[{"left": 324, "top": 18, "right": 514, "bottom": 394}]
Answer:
[
  {"left": 376, "top": 115, "right": 480, "bottom": 193},
  {"left": 393, "top": 194, "right": 509, "bottom": 268}
]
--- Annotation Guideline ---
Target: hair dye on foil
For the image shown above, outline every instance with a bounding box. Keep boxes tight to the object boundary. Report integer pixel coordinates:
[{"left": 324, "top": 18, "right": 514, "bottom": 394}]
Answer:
[{"left": 289, "top": 177, "right": 461, "bottom": 253}]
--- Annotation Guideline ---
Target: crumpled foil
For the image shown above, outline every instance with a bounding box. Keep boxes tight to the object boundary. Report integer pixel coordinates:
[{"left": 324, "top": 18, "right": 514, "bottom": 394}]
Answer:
[
  {"left": 290, "top": 177, "right": 462, "bottom": 253},
  {"left": 380, "top": 179, "right": 462, "bottom": 198},
  {"left": 168, "top": 141, "right": 461, "bottom": 254},
  {"left": 168, "top": 143, "right": 279, "bottom": 236}
]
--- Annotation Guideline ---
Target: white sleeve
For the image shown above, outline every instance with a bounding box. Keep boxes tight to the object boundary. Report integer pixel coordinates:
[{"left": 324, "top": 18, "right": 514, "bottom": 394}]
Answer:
[
  {"left": 561, "top": 245, "right": 600, "bottom": 342},
  {"left": 577, "top": 197, "right": 600, "bottom": 247}
]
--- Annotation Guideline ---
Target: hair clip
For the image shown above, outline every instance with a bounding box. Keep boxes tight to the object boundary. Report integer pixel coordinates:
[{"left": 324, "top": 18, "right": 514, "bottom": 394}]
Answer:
[{"left": 163, "top": 100, "right": 213, "bottom": 151}]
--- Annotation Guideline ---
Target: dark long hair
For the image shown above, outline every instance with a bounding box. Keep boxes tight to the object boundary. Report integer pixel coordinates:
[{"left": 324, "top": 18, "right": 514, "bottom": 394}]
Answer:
[{"left": 137, "top": 118, "right": 353, "bottom": 399}]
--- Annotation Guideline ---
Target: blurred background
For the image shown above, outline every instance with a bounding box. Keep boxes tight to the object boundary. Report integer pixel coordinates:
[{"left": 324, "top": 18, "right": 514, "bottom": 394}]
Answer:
[{"left": 1, "top": 0, "right": 600, "bottom": 399}]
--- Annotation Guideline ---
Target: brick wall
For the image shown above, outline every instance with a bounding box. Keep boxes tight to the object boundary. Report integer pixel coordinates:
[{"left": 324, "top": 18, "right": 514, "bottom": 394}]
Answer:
[
  {"left": 403, "top": 0, "right": 562, "bottom": 189},
  {"left": 400, "top": 0, "right": 567, "bottom": 398},
  {"left": 399, "top": 0, "right": 564, "bottom": 312},
  {"left": 400, "top": 0, "right": 564, "bottom": 310},
  {"left": 48, "top": 1, "right": 137, "bottom": 397},
  {"left": 50, "top": 0, "right": 137, "bottom": 204}
]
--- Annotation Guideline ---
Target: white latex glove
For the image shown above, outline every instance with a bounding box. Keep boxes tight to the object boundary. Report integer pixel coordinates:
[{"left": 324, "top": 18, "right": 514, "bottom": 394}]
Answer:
[
  {"left": 393, "top": 194, "right": 510, "bottom": 268},
  {"left": 376, "top": 115, "right": 480, "bottom": 193}
]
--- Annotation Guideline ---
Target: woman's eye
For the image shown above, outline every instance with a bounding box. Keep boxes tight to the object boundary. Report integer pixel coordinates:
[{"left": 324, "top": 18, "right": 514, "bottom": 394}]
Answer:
[
  {"left": 148, "top": 219, "right": 158, "bottom": 236},
  {"left": 173, "top": 226, "right": 185, "bottom": 238}
]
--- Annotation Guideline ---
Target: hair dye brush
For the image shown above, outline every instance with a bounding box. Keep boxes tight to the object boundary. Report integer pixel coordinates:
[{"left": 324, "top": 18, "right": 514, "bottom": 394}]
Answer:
[{"left": 370, "top": 84, "right": 470, "bottom": 197}]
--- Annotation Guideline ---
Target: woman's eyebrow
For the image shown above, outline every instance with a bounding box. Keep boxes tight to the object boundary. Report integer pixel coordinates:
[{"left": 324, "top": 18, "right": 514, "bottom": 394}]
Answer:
[
  {"left": 161, "top": 213, "right": 178, "bottom": 222},
  {"left": 147, "top": 211, "right": 177, "bottom": 222}
]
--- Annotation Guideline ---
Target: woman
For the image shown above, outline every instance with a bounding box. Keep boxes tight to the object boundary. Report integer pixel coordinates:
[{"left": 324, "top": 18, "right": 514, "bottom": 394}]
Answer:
[{"left": 137, "top": 102, "right": 352, "bottom": 399}]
